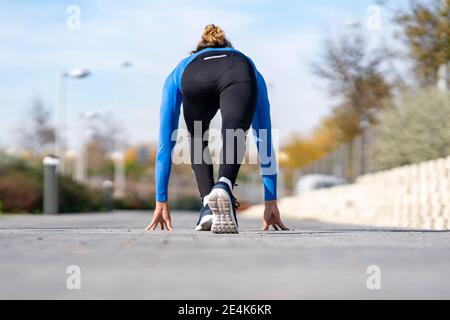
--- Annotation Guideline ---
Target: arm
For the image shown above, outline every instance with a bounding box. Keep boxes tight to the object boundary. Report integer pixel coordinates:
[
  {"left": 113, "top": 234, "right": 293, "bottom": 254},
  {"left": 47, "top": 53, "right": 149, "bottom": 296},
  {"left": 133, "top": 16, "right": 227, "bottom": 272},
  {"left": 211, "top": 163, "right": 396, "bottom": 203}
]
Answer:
[
  {"left": 252, "top": 71, "right": 277, "bottom": 201},
  {"left": 252, "top": 70, "right": 289, "bottom": 231},
  {"left": 146, "top": 71, "right": 181, "bottom": 231},
  {"left": 154, "top": 71, "right": 183, "bottom": 202}
]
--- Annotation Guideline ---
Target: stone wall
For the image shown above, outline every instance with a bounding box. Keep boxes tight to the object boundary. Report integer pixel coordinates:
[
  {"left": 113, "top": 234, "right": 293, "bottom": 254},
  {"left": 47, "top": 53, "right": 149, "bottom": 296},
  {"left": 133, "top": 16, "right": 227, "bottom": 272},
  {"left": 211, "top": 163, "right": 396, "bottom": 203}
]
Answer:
[{"left": 243, "top": 156, "right": 450, "bottom": 230}]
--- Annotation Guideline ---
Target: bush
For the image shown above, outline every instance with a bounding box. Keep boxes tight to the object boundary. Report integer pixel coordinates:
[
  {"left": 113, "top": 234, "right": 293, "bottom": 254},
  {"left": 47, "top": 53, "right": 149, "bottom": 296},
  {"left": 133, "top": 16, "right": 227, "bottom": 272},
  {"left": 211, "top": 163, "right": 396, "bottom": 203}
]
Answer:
[
  {"left": 58, "top": 176, "right": 104, "bottom": 213},
  {"left": 0, "top": 159, "right": 42, "bottom": 213},
  {"left": 0, "top": 173, "right": 41, "bottom": 213},
  {"left": 113, "top": 194, "right": 156, "bottom": 210},
  {"left": 0, "top": 159, "right": 105, "bottom": 213},
  {"left": 113, "top": 195, "right": 201, "bottom": 211},
  {"left": 172, "top": 196, "right": 202, "bottom": 211},
  {"left": 374, "top": 89, "right": 450, "bottom": 170}
]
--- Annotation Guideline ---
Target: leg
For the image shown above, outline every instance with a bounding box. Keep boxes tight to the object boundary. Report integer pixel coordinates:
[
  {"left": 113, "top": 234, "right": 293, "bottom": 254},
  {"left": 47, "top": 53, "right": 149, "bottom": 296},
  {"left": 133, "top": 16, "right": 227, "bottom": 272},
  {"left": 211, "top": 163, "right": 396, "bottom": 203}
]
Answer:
[
  {"left": 219, "top": 81, "right": 257, "bottom": 186},
  {"left": 183, "top": 100, "right": 219, "bottom": 198}
]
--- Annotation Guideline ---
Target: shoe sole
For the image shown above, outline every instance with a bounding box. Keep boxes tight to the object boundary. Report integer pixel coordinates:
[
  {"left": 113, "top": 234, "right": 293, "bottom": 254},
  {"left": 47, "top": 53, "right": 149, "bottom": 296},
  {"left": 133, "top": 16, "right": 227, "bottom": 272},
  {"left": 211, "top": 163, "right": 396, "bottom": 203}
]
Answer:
[
  {"left": 195, "top": 215, "right": 213, "bottom": 231},
  {"left": 208, "top": 188, "right": 239, "bottom": 234}
]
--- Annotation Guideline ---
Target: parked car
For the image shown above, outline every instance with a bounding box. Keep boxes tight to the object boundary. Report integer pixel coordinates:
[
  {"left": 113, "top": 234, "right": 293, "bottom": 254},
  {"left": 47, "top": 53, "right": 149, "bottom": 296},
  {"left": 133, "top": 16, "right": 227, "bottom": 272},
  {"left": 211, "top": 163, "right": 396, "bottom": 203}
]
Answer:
[{"left": 295, "top": 174, "right": 346, "bottom": 195}]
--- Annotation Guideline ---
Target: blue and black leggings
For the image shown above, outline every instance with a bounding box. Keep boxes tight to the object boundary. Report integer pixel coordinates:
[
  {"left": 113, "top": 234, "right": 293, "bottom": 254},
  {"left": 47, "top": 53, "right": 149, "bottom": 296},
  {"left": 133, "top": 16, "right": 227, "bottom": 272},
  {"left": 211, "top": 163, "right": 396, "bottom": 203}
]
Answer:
[{"left": 182, "top": 51, "right": 257, "bottom": 198}]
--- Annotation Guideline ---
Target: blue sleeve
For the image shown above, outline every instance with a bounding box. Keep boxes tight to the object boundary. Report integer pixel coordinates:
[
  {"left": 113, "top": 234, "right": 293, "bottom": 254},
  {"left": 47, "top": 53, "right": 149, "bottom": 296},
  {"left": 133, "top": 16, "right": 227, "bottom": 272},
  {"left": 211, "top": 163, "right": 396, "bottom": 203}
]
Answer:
[
  {"left": 252, "top": 71, "right": 277, "bottom": 201},
  {"left": 155, "top": 70, "right": 183, "bottom": 202}
]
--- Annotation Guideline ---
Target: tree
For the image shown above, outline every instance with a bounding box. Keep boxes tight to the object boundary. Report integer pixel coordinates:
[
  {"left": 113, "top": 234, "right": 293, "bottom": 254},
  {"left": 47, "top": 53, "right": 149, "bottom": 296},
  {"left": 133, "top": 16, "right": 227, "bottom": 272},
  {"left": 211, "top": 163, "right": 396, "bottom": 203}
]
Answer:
[
  {"left": 374, "top": 89, "right": 450, "bottom": 170},
  {"left": 312, "top": 28, "right": 392, "bottom": 143},
  {"left": 281, "top": 134, "right": 326, "bottom": 170},
  {"left": 314, "top": 104, "right": 361, "bottom": 146},
  {"left": 86, "top": 114, "right": 126, "bottom": 154},
  {"left": 18, "top": 98, "right": 55, "bottom": 153},
  {"left": 395, "top": 0, "right": 450, "bottom": 87},
  {"left": 83, "top": 114, "right": 126, "bottom": 176},
  {"left": 280, "top": 133, "right": 326, "bottom": 191}
]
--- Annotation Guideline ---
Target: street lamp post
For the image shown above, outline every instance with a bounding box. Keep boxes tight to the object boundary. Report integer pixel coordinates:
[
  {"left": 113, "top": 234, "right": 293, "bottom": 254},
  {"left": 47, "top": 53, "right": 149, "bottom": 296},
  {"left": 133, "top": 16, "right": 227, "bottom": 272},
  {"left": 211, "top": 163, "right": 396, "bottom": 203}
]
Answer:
[
  {"left": 116, "top": 61, "right": 133, "bottom": 114},
  {"left": 108, "top": 62, "right": 132, "bottom": 199},
  {"left": 55, "top": 68, "right": 91, "bottom": 173},
  {"left": 75, "top": 111, "right": 99, "bottom": 184}
]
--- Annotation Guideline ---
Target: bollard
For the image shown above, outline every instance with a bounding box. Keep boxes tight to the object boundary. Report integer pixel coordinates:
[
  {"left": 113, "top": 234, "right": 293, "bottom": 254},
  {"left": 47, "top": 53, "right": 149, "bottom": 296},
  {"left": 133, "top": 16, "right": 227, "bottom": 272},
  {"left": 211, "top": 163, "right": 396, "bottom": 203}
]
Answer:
[
  {"left": 101, "top": 180, "right": 114, "bottom": 212},
  {"left": 43, "top": 156, "right": 60, "bottom": 215}
]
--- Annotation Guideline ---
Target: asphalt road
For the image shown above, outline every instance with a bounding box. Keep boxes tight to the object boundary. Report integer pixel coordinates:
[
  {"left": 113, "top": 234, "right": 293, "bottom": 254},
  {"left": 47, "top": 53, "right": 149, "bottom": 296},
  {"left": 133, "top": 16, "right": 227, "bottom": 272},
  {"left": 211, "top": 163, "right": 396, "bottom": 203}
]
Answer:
[{"left": 0, "top": 211, "right": 449, "bottom": 299}]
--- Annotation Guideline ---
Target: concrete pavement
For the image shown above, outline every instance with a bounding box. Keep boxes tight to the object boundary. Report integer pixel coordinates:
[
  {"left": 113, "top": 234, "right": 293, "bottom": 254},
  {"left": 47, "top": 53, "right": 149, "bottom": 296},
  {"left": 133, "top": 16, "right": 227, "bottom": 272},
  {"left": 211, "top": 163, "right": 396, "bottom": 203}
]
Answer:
[{"left": 0, "top": 211, "right": 449, "bottom": 299}]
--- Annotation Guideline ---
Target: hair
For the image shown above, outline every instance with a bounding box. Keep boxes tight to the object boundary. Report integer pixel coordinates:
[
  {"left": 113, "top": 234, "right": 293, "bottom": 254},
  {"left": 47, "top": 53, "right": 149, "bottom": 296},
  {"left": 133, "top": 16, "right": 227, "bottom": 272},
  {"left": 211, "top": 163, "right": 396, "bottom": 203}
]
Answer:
[{"left": 191, "top": 24, "right": 233, "bottom": 54}]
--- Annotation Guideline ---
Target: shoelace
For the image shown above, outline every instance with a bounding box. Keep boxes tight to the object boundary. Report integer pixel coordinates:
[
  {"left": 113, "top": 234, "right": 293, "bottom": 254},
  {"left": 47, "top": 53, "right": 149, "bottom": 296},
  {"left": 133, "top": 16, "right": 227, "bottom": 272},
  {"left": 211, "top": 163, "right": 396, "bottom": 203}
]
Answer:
[
  {"left": 234, "top": 198, "right": 240, "bottom": 210},
  {"left": 233, "top": 183, "right": 240, "bottom": 209}
]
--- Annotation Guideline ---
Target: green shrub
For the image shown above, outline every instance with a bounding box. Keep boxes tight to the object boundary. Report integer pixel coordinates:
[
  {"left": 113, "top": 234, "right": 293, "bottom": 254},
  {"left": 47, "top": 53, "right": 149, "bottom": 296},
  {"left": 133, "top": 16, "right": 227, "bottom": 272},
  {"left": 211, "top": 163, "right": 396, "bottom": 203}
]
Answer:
[
  {"left": 113, "top": 194, "right": 202, "bottom": 211},
  {"left": 0, "top": 160, "right": 42, "bottom": 213},
  {"left": 58, "top": 176, "right": 104, "bottom": 213},
  {"left": 374, "top": 89, "right": 450, "bottom": 170},
  {"left": 172, "top": 196, "right": 202, "bottom": 211},
  {"left": 113, "top": 194, "right": 156, "bottom": 210},
  {"left": 0, "top": 159, "right": 105, "bottom": 213}
]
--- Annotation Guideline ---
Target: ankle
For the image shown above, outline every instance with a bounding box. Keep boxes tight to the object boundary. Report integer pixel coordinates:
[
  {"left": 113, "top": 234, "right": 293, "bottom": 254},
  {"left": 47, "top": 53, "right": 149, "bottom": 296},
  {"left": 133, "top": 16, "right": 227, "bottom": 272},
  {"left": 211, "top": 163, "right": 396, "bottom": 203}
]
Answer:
[
  {"left": 202, "top": 194, "right": 211, "bottom": 207},
  {"left": 218, "top": 177, "right": 233, "bottom": 190}
]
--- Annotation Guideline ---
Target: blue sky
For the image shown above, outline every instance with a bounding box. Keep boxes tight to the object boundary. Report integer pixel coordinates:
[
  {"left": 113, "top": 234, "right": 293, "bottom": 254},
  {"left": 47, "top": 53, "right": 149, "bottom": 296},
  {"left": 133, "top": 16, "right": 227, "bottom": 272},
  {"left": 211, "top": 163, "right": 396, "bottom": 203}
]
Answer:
[{"left": 0, "top": 0, "right": 410, "bottom": 150}]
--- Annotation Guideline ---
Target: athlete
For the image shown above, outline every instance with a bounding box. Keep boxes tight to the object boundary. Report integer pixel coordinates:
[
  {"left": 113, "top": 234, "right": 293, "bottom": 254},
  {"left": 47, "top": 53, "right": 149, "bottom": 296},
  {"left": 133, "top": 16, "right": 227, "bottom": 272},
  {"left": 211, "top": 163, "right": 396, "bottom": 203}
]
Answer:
[{"left": 145, "top": 24, "right": 288, "bottom": 233}]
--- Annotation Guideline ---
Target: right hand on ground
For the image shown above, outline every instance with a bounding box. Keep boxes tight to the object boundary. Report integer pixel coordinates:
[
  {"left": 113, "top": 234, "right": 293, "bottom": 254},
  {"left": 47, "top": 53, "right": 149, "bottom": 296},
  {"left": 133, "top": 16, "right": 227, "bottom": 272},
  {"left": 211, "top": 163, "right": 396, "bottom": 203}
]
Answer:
[
  {"left": 262, "top": 200, "right": 289, "bottom": 231},
  {"left": 145, "top": 202, "right": 173, "bottom": 231}
]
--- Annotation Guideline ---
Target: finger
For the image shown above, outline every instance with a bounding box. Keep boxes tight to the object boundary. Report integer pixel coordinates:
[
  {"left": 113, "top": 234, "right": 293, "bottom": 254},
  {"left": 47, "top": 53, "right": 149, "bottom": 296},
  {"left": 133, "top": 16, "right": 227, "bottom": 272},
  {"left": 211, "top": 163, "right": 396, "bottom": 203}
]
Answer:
[
  {"left": 261, "top": 220, "right": 270, "bottom": 231},
  {"left": 150, "top": 221, "right": 159, "bottom": 230},
  {"left": 163, "top": 221, "right": 168, "bottom": 230},
  {"left": 271, "top": 223, "right": 279, "bottom": 231},
  {"left": 277, "top": 222, "right": 289, "bottom": 231},
  {"left": 166, "top": 215, "right": 173, "bottom": 229},
  {"left": 145, "top": 221, "right": 156, "bottom": 231},
  {"left": 160, "top": 222, "right": 164, "bottom": 230},
  {"left": 144, "top": 223, "right": 152, "bottom": 231}
]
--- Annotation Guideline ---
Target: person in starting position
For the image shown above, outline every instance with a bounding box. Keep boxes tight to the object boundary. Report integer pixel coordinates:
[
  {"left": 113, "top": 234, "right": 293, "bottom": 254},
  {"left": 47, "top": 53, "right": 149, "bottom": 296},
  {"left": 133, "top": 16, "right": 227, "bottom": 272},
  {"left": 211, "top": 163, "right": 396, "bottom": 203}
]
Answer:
[{"left": 146, "top": 24, "right": 288, "bottom": 233}]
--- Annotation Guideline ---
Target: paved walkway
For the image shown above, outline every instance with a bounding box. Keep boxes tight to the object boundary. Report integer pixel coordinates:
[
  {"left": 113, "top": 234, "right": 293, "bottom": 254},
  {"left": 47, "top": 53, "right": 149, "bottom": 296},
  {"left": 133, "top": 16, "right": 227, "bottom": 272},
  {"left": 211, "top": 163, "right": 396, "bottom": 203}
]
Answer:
[{"left": 0, "top": 211, "right": 449, "bottom": 299}]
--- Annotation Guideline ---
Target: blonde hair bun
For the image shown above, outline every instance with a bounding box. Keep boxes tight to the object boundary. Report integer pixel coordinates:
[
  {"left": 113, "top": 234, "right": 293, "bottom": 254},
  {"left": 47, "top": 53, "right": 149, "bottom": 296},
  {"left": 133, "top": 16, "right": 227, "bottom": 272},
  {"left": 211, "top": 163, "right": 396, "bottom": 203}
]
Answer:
[
  {"left": 192, "top": 24, "right": 232, "bottom": 53},
  {"left": 202, "top": 24, "right": 225, "bottom": 46}
]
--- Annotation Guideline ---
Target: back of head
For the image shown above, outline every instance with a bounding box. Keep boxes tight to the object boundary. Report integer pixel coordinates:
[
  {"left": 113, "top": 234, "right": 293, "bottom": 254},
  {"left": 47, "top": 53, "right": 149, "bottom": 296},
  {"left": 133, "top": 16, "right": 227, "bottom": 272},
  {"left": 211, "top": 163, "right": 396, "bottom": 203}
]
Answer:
[{"left": 192, "top": 24, "right": 233, "bottom": 54}]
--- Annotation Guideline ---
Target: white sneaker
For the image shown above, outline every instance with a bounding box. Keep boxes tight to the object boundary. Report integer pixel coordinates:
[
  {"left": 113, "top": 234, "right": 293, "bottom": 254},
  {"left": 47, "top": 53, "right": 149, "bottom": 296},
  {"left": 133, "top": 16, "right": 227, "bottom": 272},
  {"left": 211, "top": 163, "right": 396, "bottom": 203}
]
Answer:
[{"left": 208, "top": 181, "right": 239, "bottom": 234}]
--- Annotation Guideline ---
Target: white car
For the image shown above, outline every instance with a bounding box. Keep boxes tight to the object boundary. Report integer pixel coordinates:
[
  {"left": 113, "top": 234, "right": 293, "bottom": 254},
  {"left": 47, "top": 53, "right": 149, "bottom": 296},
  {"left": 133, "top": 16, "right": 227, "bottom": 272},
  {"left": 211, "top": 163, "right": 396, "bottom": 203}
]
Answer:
[{"left": 295, "top": 174, "right": 346, "bottom": 195}]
